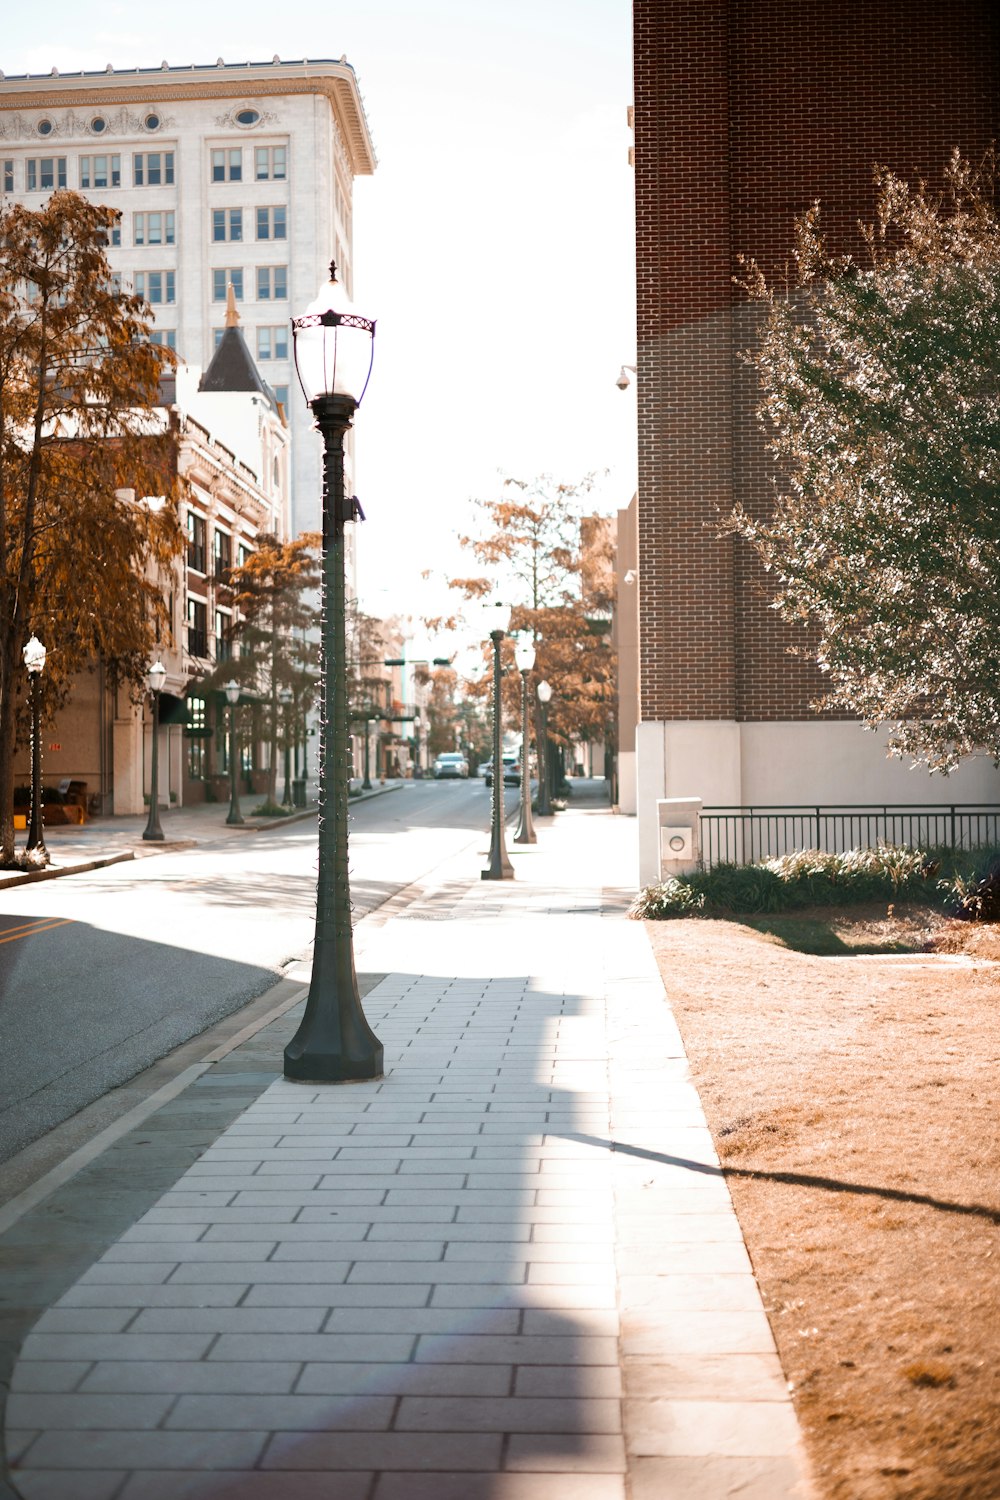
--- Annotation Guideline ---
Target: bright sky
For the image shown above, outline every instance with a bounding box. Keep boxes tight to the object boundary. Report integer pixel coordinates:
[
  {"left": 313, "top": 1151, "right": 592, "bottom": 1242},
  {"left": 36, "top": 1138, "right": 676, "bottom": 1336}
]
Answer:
[{"left": 3, "top": 1, "right": 637, "bottom": 649}]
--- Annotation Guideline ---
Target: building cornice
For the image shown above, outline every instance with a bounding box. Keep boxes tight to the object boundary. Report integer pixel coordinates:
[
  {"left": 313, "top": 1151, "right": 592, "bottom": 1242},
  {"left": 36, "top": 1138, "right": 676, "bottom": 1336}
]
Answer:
[{"left": 0, "top": 60, "right": 376, "bottom": 175}]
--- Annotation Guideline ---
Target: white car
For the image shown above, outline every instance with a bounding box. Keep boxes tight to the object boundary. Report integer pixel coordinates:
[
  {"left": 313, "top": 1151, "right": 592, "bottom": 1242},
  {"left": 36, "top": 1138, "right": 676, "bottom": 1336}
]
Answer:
[{"left": 433, "top": 752, "right": 469, "bottom": 779}]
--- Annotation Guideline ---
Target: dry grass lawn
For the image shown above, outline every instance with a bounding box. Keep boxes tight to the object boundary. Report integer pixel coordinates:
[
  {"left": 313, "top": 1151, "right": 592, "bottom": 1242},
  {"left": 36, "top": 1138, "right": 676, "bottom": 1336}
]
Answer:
[{"left": 644, "top": 906, "right": 1000, "bottom": 1500}]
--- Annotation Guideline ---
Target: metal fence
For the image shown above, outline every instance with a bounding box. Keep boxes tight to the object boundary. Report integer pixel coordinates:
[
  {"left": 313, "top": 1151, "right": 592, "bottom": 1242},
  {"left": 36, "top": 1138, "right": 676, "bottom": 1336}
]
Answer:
[{"left": 699, "top": 805, "right": 1000, "bottom": 868}]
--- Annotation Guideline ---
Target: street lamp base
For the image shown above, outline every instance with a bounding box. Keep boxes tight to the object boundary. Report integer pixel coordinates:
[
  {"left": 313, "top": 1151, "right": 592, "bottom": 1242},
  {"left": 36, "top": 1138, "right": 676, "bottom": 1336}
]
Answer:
[{"left": 284, "top": 950, "right": 385, "bottom": 1083}]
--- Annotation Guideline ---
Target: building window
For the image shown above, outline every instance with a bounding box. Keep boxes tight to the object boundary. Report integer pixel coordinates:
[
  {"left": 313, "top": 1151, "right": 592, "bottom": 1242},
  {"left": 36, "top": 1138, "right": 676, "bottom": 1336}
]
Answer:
[
  {"left": 80, "top": 154, "right": 121, "bottom": 190},
  {"left": 26, "top": 158, "right": 67, "bottom": 191},
  {"left": 212, "top": 268, "right": 244, "bottom": 301},
  {"left": 255, "top": 146, "right": 287, "bottom": 181},
  {"left": 213, "top": 328, "right": 225, "bottom": 349},
  {"left": 211, "top": 208, "right": 243, "bottom": 243},
  {"left": 239, "top": 542, "right": 252, "bottom": 568},
  {"left": 149, "top": 329, "right": 177, "bottom": 350},
  {"left": 236, "top": 109, "right": 260, "bottom": 127},
  {"left": 187, "top": 692, "right": 207, "bottom": 777},
  {"left": 133, "top": 151, "right": 175, "bottom": 186},
  {"left": 211, "top": 148, "right": 242, "bottom": 182},
  {"left": 213, "top": 528, "right": 232, "bottom": 581},
  {"left": 110, "top": 222, "right": 121, "bottom": 247},
  {"left": 215, "top": 609, "right": 233, "bottom": 662},
  {"left": 257, "top": 326, "right": 289, "bottom": 361},
  {"left": 4, "top": 160, "right": 15, "bottom": 193},
  {"left": 256, "top": 265, "right": 287, "bottom": 300},
  {"left": 135, "top": 270, "right": 175, "bottom": 305},
  {"left": 187, "top": 512, "right": 207, "bottom": 574},
  {"left": 256, "top": 205, "right": 286, "bottom": 241},
  {"left": 273, "top": 384, "right": 289, "bottom": 410},
  {"left": 145, "top": 113, "right": 161, "bottom": 132},
  {"left": 187, "top": 602, "right": 208, "bottom": 661},
  {"left": 134, "top": 211, "right": 175, "bottom": 246},
  {"left": 90, "top": 117, "right": 107, "bottom": 135},
  {"left": 37, "top": 119, "right": 54, "bottom": 137}
]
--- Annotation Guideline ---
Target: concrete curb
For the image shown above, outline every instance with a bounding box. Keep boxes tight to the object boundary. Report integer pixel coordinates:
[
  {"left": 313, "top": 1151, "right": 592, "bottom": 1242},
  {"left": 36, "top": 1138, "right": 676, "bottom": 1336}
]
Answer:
[{"left": 0, "top": 850, "right": 135, "bottom": 891}]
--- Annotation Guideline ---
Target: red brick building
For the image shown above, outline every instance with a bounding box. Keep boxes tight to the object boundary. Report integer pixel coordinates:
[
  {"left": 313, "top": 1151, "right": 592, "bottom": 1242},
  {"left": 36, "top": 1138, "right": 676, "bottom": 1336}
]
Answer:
[{"left": 631, "top": 0, "right": 1000, "bottom": 879}]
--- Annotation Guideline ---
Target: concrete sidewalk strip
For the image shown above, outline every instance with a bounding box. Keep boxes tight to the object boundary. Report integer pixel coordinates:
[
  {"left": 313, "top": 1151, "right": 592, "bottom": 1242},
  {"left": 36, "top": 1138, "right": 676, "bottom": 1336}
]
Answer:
[{"left": 4, "top": 802, "right": 814, "bottom": 1499}]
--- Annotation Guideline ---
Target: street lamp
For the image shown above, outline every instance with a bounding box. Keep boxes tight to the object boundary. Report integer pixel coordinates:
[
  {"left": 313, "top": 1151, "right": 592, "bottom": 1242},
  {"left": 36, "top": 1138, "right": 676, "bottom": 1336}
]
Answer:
[
  {"left": 362, "top": 715, "right": 374, "bottom": 791},
  {"left": 279, "top": 685, "right": 294, "bottom": 808},
  {"left": 513, "top": 635, "right": 536, "bottom": 845},
  {"left": 536, "top": 678, "right": 553, "bottom": 817},
  {"left": 224, "top": 680, "right": 244, "bottom": 826},
  {"left": 143, "top": 659, "right": 167, "bottom": 842},
  {"left": 284, "top": 262, "right": 383, "bottom": 1083},
  {"left": 481, "top": 600, "right": 514, "bottom": 881},
  {"left": 22, "top": 634, "right": 48, "bottom": 865}
]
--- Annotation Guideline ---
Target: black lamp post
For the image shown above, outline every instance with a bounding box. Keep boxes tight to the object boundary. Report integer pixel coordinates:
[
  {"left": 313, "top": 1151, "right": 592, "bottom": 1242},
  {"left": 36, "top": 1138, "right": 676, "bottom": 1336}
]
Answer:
[
  {"left": 22, "top": 634, "right": 49, "bottom": 865},
  {"left": 224, "top": 680, "right": 244, "bottom": 826},
  {"left": 536, "top": 678, "right": 553, "bottom": 817},
  {"left": 481, "top": 601, "right": 514, "bottom": 881},
  {"left": 362, "top": 716, "right": 374, "bottom": 791},
  {"left": 279, "top": 685, "right": 294, "bottom": 808},
  {"left": 513, "top": 635, "right": 537, "bottom": 845},
  {"left": 283, "top": 263, "right": 383, "bottom": 1083},
  {"left": 142, "top": 659, "right": 167, "bottom": 842}
]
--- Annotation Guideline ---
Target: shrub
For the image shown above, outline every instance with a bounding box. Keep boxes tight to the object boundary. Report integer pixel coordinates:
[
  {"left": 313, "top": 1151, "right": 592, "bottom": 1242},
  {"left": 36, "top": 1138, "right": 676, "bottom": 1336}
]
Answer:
[{"left": 631, "top": 844, "right": 936, "bottom": 920}]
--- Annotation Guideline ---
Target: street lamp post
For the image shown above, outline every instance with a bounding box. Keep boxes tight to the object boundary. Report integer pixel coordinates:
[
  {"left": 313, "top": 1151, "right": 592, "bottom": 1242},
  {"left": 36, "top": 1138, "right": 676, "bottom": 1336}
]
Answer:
[
  {"left": 284, "top": 263, "right": 383, "bottom": 1083},
  {"left": 279, "top": 685, "right": 294, "bottom": 808},
  {"left": 362, "top": 716, "right": 374, "bottom": 791},
  {"left": 143, "top": 659, "right": 167, "bottom": 842},
  {"left": 22, "top": 635, "right": 48, "bottom": 864},
  {"left": 513, "top": 636, "right": 536, "bottom": 845},
  {"left": 224, "top": 680, "right": 244, "bottom": 826},
  {"left": 536, "top": 679, "right": 553, "bottom": 817},
  {"left": 481, "top": 601, "right": 514, "bottom": 881}
]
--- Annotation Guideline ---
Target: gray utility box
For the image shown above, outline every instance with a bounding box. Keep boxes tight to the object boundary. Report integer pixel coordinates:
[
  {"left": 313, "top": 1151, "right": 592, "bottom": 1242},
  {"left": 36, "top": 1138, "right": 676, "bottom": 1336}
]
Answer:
[{"left": 657, "top": 797, "right": 702, "bottom": 878}]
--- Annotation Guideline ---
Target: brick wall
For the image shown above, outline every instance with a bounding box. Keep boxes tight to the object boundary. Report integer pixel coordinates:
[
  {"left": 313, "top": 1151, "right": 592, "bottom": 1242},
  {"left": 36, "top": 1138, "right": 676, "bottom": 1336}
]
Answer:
[{"left": 634, "top": 0, "right": 1000, "bottom": 723}]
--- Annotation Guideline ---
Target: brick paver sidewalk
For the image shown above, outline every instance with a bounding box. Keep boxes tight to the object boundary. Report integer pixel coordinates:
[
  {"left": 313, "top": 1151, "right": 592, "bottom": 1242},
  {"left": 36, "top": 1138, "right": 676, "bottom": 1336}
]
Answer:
[{"left": 3, "top": 799, "right": 814, "bottom": 1499}]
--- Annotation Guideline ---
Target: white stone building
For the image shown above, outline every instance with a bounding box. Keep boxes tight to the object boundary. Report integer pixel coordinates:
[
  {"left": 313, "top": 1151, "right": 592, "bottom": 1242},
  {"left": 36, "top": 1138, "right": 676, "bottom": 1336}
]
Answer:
[{"left": 0, "top": 57, "right": 376, "bottom": 542}]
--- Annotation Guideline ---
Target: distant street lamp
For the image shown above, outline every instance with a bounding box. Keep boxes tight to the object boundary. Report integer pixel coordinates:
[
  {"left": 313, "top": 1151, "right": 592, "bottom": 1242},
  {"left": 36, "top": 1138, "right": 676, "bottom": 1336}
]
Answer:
[
  {"left": 284, "top": 263, "right": 383, "bottom": 1083},
  {"left": 279, "top": 685, "right": 294, "bottom": 808},
  {"left": 143, "top": 659, "right": 167, "bottom": 842},
  {"left": 22, "top": 634, "right": 48, "bottom": 865},
  {"left": 536, "top": 678, "right": 553, "bottom": 817},
  {"left": 224, "top": 680, "right": 244, "bottom": 826},
  {"left": 362, "top": 715, "right": 374, "bottom": 791},
  {"left": 513, "top": 635, "right": 536, "bottom": 845},
  {"left": 482, "top": 601, "right": 514, "bottom": 881}
]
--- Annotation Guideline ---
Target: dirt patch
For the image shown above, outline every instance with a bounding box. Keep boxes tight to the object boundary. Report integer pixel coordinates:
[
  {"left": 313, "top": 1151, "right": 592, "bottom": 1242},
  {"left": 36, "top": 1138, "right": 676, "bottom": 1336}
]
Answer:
[{"left": 644, "top": 909, "right": 1000, "bottom": 1500}]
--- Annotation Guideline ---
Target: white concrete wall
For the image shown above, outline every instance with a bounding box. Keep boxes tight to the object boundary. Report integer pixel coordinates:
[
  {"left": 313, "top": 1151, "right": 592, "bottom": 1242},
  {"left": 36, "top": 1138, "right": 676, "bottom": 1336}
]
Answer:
[{"left": 636, "top": 718, "right": 1000, "bottom": 886}]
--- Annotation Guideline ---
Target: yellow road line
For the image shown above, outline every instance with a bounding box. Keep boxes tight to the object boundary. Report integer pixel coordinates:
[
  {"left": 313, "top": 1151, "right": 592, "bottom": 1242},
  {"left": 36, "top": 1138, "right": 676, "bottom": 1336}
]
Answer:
[{"left": 0, "top": 918, "right": 75, "bottom": 946}]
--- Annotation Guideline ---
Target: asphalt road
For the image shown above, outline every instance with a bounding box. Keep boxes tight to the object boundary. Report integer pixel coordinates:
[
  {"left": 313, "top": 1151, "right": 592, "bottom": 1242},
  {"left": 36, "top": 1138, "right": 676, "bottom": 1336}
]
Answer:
[{"left": 0, "top": 777, "right": 515, "bottom": 1165}]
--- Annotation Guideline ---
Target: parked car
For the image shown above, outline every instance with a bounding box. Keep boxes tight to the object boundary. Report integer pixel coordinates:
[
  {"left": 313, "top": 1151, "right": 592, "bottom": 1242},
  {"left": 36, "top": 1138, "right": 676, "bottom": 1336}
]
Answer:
[
  {"left": 482, "top": 755, "right": 521, "bottom": 787},
  {"left": 432, "top": 752, "right": 469, "bottom": 779}
]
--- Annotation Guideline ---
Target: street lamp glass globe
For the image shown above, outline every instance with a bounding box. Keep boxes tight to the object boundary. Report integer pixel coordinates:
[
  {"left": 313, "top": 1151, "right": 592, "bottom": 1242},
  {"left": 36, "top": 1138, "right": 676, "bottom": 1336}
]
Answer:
[
  {"left": 22, "top": 634, "right": 47, "bottom": 675},
  {"left": 537, "top": 679, "right": 553, "bottom": 704},
  {"left": 279, "top": 686, "right": 293, "bottom": 705},
  {"left": 292, "top": 264, "right": 375, "bottom": 407},
  {"left": 147, "top": 660, "right": 167, "bottom": 695},
  {"left": 482, "top": 601, "right": 512, "bottom": 637},
  {"left": 514, "top": 636, "right": 536, "bottom": 673},
  {"left": 224, "top": 680, "right": 240, "bottom": 705}
]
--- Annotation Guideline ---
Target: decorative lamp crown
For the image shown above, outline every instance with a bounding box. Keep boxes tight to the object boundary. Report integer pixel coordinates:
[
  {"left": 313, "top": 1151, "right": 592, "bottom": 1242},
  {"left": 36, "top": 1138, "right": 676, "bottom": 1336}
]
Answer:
[
  {"left": 23, "top": 635, "right": 47, "bottom": 675},
  {"left": 482, "top": 601, "right": 512, "bottom": 638},
  {"left": 292, "top": 262, "right": 376, "bottom": 407},
  {"left": 514, "top": 636, "right": 536, "bottom": 673}
]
